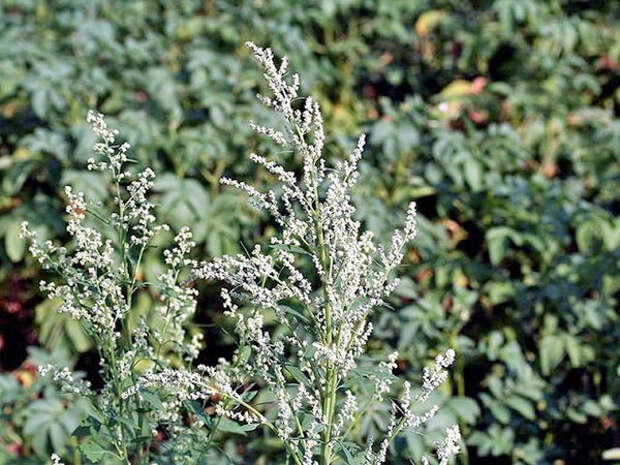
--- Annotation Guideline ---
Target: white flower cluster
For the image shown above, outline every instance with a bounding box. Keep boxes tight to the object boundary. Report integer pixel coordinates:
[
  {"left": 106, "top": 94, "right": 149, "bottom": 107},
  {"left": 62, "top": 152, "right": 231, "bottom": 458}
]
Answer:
[
  {"left": 50, "top": 454, "right": 65, "bottom": 465},
  {"left": 23, "top": 45, "right": 462, "bottom": 465},
  {"left": 86, "top": 110, "right": 126, "bottom": 172},
  {"left": 21, "top": 185, "right": 124, "bottom": 336},
  {"left": 420, "top": 348, "right": 456, "bottom": 402},
  {"left": 155, "top": 226, "right": 199, "bottom": 361},
  {"left": 86, "top": 111, "right": 165, "bottom": 245},
  {"left": 20, "top": 112, "right": 167, "bottom": 340},
  {"left": 38, "top": 364, "right": 92, "bottom": 396},
  {"left": 365, "top": 350, "right": 458, "bottom": 465},
  {"left": 436, "top": 425, "right": 462, "bottom": 464},
  {"left": 22, "top": 112, "right": 201, "bottom": 462},
  {"left": 372, "top": 351, "right": 399, "bottom": 400},
  {"left": 194, "top": 42, "right": 458, "bottom": 465},
  {"left": 418, "top": 426, "right": 462, "bottom": 465}
]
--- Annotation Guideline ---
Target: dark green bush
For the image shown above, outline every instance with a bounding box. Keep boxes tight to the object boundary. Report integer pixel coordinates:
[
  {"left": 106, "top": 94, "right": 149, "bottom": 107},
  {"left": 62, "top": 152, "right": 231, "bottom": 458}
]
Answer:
[{"left": 0, "top": 1, "right": 618, "bottom": 464}]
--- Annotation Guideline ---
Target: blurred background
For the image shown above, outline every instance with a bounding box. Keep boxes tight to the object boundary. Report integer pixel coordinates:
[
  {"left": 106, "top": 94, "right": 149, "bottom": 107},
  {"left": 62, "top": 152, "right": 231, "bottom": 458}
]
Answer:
[{"left": 0, "top": 1, "right": 618, "bottom": 464}]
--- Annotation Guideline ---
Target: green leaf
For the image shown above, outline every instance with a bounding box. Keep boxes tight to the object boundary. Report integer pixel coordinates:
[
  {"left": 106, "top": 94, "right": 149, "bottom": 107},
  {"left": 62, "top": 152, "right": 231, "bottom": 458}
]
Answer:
[
  {"left": 65, "top": 319, "right": 92, "bottom": 353},
  {"left": 142, "top": 391, "right": 163, "bottom": 410},
  {"left": 448, "top": 396, "right": 481, "bottom": 424},
  {"left": 563, "top": 334, "right": 581, "bottom": 367},
  {"left": 464, "top": 158, "right": 482, "bottom": 191},
  {"left": 215, "top": 417, "right": 258, "bottom": 436},
  {"left": 576, "top": 221, "right": 599, "bottom": 253},
  {"left": 484, "top": 281, "right": 516, "bottom": 304},
  {"left": 23, "top": 398, "right": 76, "bottom": 457},
  {"left": 337, "top": 441, "right": 363, "bottom": 465},
  {"left": 505, "top": 395, "right": 535, "bottom": 420},
  {"left": 80, "top": 440, "right": 108, "bottom": 462},
  {"left": 278, "top": 304, "right": 310, "bottom": 324},
  {"left": 486, "top": 227, "right": 516, "bottom": 265},
  {"left": 5, "top": 220, "right": 25, "bottom": 262},
  {"left": 582, "top": 400, "right": 602, "bottom": 417},
  {"left": 49, "top": 423, "right": 66, "bottom": 453},
  {"left": 482, "top": 394, "right": 511, "bottom": 424},
  {"left": 540, "top": 335, "right": 565, "bottom": 375},
  {"left": 284, "top": 364, "right": 310, "bottom": 385},
  {"left": 566, "top": 407, "right": 587, "bottom": 424}
]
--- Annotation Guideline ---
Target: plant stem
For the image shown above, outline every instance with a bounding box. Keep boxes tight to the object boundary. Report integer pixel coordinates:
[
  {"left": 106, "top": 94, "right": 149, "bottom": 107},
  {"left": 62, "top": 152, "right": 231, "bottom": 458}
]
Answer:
[
  {"left": 223, "top": 393, "right": 303, "bottom": 465},
  {"left": 310, "top": 169, "right": 337, "bottom": 465}
]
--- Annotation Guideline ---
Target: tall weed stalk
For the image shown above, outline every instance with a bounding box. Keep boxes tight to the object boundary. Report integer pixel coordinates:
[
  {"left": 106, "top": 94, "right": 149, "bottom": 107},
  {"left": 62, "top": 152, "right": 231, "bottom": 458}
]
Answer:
[{"left": 23, "top": 43, "right": 461, "bottom": 465}]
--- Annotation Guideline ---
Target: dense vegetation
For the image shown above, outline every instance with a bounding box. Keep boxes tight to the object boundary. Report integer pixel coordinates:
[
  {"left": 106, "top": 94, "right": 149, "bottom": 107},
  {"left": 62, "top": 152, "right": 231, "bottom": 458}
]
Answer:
[{"left": 0, "top": 1, "right": 618, "bottom": 464}]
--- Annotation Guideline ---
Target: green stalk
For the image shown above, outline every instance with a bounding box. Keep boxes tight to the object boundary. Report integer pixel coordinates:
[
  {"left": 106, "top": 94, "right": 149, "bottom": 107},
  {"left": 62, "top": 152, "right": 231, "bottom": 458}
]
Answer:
[
  {"left": 450, "top": 331, "right": 469, "bottom": 465},
  {"left": 310, "top": 170, "right": 337, "bottom": 465},
  {"left": 221, "top": 393, "right": 303, "bottom": 465}
]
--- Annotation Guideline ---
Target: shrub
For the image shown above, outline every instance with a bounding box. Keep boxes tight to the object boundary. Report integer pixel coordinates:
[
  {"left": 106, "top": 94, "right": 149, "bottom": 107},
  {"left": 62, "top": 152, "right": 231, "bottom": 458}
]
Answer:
[
  {"left": 21, "top": 110, "right": 206, "bottom": 464},
  {"left": 1, "top": 2, "right": 618, "bottom": 464},
  {"left": 193, "top": 42, "right": 460, "bottom": 465},
  {"left": 19, "top": 44, "right": 462, "bottom": 465}
]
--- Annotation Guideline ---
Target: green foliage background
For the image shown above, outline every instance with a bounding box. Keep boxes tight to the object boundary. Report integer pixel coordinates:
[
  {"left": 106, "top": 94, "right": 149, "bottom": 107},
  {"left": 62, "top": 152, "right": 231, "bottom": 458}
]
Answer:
[{"left": 0, "top": 0, "right": 618, "bottom": 464}]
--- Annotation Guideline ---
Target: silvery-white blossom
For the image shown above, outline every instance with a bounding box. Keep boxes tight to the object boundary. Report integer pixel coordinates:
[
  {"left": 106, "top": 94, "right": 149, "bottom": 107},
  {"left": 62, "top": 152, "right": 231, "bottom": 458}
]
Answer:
[
  {"left": 195, "top": 42, "right": 457, "bottom": 465},
  {"left": 23, "top": 45, "right": 461, "bottom": 465},
  {"left": 437, "top": 425, "right": 462, "bottom": 464},
  {"left": 22, "top": 112, "right": 201, "bottom": 462},
  {"left": 50, "top": 454, "right": 65, "bottom": 465}
]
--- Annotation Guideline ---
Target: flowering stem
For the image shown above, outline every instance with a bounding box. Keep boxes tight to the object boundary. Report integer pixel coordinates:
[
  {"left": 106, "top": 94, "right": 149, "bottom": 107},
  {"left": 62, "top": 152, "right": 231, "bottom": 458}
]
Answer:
[
  {"left": 311, "top": 170, "right": 337, "bottom": 465},
  {"left": 221, "top": 392, "right": 303, "bottom": 465}
]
